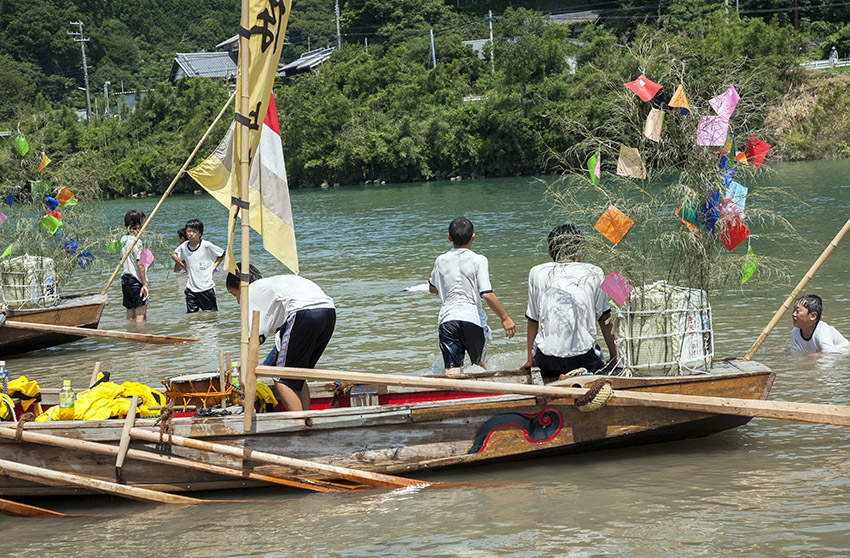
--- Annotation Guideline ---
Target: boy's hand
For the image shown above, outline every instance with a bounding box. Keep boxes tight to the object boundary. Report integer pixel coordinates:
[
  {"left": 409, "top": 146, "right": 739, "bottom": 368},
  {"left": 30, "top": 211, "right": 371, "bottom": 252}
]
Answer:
[
  {"left": 520, "top": 359, "right": 533, "bottom": 370},
  {"left": 502, "top": 317, "right": 516, "bottom": 338},
  {"left": 140, "top": 285, "right": 149, "bottom": 301}
]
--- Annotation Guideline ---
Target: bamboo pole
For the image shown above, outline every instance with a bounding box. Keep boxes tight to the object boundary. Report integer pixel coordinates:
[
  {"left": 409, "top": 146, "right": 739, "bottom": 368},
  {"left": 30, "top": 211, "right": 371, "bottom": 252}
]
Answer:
[
  {"left": 89, "top": 361, "right": 102, "bottom": 389},
  {"left": 0, "top": 457, "right": 202, "bottom": 504},
  {"left": 0, "top": 424, "right": 352, "bottom": 493},
  {"left": 743, "top": 216, "right": 850, "bottom": 361},
  {"left": 100, "top": 92, "right": 236, "bottom": 296},
  {"left": 242, "top": 310, "right": 260, "bottom": 432},
  {"left": 237, "top": 0, "right": 252, "bottom": 436},
  {"left": 1, "top": 320, "right": 199, "bottom": 345},
  {"left": 218, "top": 350, "right": 228, "bottom": 409},
  {"left": 267, "top": 367, "right": 850, "bottom": 428},
  {"left": 129, "top": 427, "right": 431, "bottom": 488}
]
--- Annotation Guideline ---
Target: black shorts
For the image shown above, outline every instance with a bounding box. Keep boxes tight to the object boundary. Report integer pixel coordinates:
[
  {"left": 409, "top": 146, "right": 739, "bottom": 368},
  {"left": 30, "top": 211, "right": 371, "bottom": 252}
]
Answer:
[
  {"left": 121, "top": 274, "right": 147, "bottom": 309},
  {"left": 185, "top": 287, "right": 217, "bottom": 312},
  {"left": 534, "top": 343, "right": 605, "bottom": 382},
  {"left": 438, "top": 320, "right": 487, "bottom": 369},
  {"left": 273, "top": 308, "right": 336, "bottom": 392}
]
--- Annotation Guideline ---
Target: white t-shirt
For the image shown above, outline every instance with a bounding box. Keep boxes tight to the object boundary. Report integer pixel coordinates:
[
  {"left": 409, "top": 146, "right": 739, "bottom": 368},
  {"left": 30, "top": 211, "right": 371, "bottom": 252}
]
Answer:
[
  {"left": 120, "top": 234, "right": 143, "bottom": 281},
  {"left": 247, "top": 275, "right": 335, "bottom": 344},
  {"left": 526, "top": 261, "right": 610, "bottom": 358},
  {"left": 790, "top": 321, "right": 850, "bottom": 353},
  {"left": 429, "top": 248, "right": 492, "bottom": 327},
  {"left": 173, "top": 239, "right": 225, "bottom": 293}
]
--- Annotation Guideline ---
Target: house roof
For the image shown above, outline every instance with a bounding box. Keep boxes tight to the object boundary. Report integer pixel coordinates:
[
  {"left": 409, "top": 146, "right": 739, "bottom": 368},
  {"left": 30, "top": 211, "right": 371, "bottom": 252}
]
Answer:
[
  {"left": 548, "top": 11, "right": 601, "bottom": 25},
  {"left": 279, "top": 47, "right": 336, "bottom": 77},
  {"left": 169, "top": 51, "right": 289, "bottom": 83}
]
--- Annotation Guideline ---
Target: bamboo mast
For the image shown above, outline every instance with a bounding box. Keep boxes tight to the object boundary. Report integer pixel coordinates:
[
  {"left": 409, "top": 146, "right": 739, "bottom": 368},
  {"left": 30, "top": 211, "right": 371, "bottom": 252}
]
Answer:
[{"left": 237, "top": 0, "right": 252, "bottom": 426}]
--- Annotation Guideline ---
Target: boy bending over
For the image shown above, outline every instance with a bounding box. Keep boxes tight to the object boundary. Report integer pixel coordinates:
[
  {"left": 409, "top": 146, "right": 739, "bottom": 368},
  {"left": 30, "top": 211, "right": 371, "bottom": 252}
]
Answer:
[{"left": 791, "top": 294, "right": 850, "bottom": 353}]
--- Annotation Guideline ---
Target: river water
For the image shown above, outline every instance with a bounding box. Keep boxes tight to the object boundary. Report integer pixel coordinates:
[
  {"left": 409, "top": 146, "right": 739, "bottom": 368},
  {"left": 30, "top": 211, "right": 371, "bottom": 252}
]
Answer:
[{"left": 4, "top": 160, "right": 850, "bottom": 556}]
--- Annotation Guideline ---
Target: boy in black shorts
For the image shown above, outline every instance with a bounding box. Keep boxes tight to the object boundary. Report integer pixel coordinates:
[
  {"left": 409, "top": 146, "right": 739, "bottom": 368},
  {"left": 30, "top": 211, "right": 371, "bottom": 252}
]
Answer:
[{"left": 120, "top": 210, "right": 149, "bottom": 322}]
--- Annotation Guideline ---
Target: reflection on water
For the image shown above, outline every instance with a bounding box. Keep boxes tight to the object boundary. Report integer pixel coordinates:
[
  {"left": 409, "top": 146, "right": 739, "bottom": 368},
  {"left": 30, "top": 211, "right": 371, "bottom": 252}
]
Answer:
[{"left": 5, "top": 160, "right": 850, "bottom": 556}]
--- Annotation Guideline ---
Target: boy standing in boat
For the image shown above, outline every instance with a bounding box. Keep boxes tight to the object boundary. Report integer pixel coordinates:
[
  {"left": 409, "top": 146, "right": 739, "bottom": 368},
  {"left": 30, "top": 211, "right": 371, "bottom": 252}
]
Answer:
[
  {"left": 791, "top": 294, "right": 850, "bottom": 353},
  {"left": 120, "top": 210, "right": 148, "bottom": 322},
  {"left": 172, "top": 219, "right": 225, "bottom": 312},
  {"left": 226, "top": 264, "right": 336, "bottom": 412},
  {"left": 429, "top": 217, "right": 515, "bottom": 376},
  {"left": 521, "top": 223, "right": 618, "bottom": 381}
]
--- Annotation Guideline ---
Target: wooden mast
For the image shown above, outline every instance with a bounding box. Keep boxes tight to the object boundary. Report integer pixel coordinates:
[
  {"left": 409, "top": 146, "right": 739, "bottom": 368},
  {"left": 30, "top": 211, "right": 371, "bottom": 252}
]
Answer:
[{"left": 237, "top": 0, "right": 252, "bottom": 424}]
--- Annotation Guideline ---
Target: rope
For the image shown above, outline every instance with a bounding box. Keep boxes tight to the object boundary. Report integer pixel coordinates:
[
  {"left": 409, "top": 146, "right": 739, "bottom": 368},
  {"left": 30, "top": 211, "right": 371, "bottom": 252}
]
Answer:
[
  {"left": 575, "top": 378, "right": 614, "bottom": 413},
  {"left": 15, "top": 412, "right": 34, "bottom": 442},
  {"left": 155, "top": 401, "right": 174, "bottom": 453}
]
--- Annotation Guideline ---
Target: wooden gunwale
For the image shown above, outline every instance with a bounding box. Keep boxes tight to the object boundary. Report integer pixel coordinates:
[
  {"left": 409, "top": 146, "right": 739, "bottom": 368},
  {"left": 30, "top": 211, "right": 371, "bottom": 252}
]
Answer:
[
  {"left": 0, "top": 365, "right": 774, "bottom": 496},
  {"left": 1, "top": 293, "right": 107, "bottom": 354}
]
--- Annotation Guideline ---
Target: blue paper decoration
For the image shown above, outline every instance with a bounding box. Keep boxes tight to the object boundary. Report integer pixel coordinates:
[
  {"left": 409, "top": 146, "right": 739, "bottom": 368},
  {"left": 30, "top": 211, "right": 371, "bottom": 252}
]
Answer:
[
  {"left": 44, "top": 196, "right": 59, "bottom": 211},
  {"left": 63, "top": 239, "right": 78, "bottom": 254},
  {"left": 77, "top": 250, "right": 95, "bottom": 269},
  {"left": 3, "top": 194, "right": 13, "bottom": 207},
  {"left": 700, "top": 192, "right": 721, "bottom": 233}
]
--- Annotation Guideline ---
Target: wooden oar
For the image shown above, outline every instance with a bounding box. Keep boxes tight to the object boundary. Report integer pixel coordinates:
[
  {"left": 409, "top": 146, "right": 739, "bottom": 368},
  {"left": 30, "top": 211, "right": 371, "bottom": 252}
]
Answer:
[
  {"left": 265, "top": 367, "right": 850, "bottom": 428},
  {"left": 0, "top": 457, "right": 202, "bottom": 504},
  {"left": 0, "top": 497, "right": 73, "bottom": 518},
  {"left": 0, "top": 320, "right": 199, "bottom": 345},
  {"left": 129, "top": 427, "right": 431, "bottom": 489},
  {"left": 0, "top": 424, "right": 356, "bottom": 493}
]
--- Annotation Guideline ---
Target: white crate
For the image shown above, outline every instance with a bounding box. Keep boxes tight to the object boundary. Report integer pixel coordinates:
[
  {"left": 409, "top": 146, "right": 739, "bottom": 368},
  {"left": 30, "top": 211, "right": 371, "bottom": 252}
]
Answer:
[
  {"left": 0, "top": 255, "right": 60, "bottom": 309},
  {"left": 614, "top": 281, "right": 713, "bottom": 376}
]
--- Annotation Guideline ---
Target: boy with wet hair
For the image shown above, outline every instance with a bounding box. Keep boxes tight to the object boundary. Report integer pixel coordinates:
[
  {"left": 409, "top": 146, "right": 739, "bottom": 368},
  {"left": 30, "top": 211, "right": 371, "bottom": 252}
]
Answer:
[
  {"left": 791, "top": 294, "right": 850, "bottom": 353},
  {"left": 120, "top": 210, "right": 148, "bottom": 322},
  {"left": 429, "top": 217, "right": 515, "bottom": 377},
  {"left": 522, "top": 223, "right": 618, "bottom": 381},
  {"left": 226, "top": 263, "right": 336, "bottom": 412},
  {"left": 172, "top": 218, "right": 225, "bottom": 312}
]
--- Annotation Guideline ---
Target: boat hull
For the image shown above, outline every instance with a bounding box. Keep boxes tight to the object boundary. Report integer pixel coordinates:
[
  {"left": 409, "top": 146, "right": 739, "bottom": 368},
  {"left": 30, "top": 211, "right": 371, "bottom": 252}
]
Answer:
[
  {"left": 0, "top": 360, "right": 774, "bottom": 496},
  {"left": 0, "top": 294, "right": 107, "bottom": 355}
]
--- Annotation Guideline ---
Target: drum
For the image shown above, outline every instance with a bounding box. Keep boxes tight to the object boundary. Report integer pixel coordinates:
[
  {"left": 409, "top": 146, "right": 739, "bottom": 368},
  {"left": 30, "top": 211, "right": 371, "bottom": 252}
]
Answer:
[{"left": 163, "top": 371, "right": 231, "bottom": 410}]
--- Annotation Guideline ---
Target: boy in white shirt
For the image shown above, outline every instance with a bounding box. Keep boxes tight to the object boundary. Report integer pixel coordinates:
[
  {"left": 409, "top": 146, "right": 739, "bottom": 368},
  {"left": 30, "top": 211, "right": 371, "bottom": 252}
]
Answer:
[
  {"left": 521, "top": 224, "right": 618, "bottom": 381},
  {"left": 790, "top": 294, "right": 850, "bottom": 353},
  {"left": 429, "top": 217, "right": 515, "bottom": 376},
  {"left": 120, "top": 210, "right": 148, "bottom": 322},
  {"left": 226, "top": 263, "right": 336, "bottom": 412},
  {"left": 172, "top": 219, "right": 225, "bottom": 312}
]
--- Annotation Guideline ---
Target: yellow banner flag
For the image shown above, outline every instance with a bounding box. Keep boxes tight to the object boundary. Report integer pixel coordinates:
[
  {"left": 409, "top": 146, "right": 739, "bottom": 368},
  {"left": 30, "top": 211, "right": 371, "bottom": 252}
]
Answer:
[{"left": 225, "top": 0, "right": 293, "bottom": 273}]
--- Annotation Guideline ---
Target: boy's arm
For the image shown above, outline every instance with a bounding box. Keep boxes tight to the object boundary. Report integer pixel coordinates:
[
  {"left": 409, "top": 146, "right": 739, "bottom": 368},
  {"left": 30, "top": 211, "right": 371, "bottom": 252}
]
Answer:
[
  {"left": 521, "top": 318, "right": 538, "bottom": 369},
  {"left": 481, "top": 292, "right": 515, "bottom": 338},
  {"left": 138, "top": 259, "right": 149, "bottom": 300},
  {"left": 171, "top": 252, "right": 186, "bottom": 271},
  {"left": 428, "top": 283, "right": 438, "bottom": 295},
  {"left": 598, "top": 311, "right": 618, "bottom": 372},
  {"left": 213, "top": 253, "right": 225, "bottom": 271}
]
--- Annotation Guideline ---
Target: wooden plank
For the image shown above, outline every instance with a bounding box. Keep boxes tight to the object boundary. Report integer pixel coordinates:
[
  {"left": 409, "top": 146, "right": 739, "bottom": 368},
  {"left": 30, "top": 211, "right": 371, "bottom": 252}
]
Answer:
[
  {"left": 0, "top": 458, "right": 202, "bottom": 504},
  {"left": 267, "top": 367, "right": 850, "bottom": 427},
  {"left": 130, "top": 427, "right": 430, "bottom": 488},
  {"left": 1, "top": 320, "right": 199, "bottom": 345},
  {"left": 0, "top": 425, "right": 353, "bottom": 493},
  {"left": 0, "top": 497, "right": 72, "bottom": 518}
]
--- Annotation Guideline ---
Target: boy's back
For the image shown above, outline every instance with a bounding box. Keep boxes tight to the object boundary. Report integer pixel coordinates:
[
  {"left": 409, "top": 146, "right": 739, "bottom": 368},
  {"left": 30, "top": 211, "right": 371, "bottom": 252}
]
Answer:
[{"left": 429, "top": 247, "right": 491, "bottom": 326}]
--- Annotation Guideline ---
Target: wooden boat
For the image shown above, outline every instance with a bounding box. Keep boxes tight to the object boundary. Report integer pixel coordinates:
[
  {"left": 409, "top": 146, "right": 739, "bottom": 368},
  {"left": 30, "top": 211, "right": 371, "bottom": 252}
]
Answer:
[
  {"left": 0, "top": 293, "right": 107, "bottom": 355},
  {"left": 0, "top": 359, "right": 773, "bottom": 496}
]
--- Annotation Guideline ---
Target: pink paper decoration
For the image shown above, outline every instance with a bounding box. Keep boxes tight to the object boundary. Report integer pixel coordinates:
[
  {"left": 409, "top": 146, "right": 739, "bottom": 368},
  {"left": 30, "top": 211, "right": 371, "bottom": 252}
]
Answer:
[
  {"left": 139, "top": 248, "right": 154, "bottom": 268},
  {"left": 624, "top": 75, "right": 662, "bottom": 102},
  {"left": 709, "top": 85, "right": 740, "bottom": 118},
  {"left": 0, "top": 211, "right": 5, "bottom": 226},
  {"left": 697, "top": 116, "right": 729, "bottom": 146},
  {"left": 600, "top": 271, "right": 633, "bottom": 306}
]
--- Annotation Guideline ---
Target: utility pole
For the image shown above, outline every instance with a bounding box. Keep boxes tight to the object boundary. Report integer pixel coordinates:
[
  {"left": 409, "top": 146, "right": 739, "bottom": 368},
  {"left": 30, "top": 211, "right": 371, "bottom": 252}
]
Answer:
[
  {"left": 489, "top": 10, "right": 495, "bottom": 76},
  {"left": 335, "top": 0, "right": 342, "bottom": 50},
  {"left": 68, "top": 21, "right": 92, "bottom": 121},
  {"left": 430, "top": 29, "right": 437, "bottom": 68}
]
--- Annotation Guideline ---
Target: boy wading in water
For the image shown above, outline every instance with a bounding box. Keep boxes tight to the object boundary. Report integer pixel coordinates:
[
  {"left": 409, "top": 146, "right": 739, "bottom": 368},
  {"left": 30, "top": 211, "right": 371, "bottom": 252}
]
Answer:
[
  {"left": 172, "top": 219, "right": 225, "bottom": 312},
  {"left": 429, "top": 217, "right": 515, "bottom": 377},
  {"left": 790, "top": 294, "right": 850, "bottom": 353},
  {"left": 120, "top": 210, "right": 149, "bottom": 322}
]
